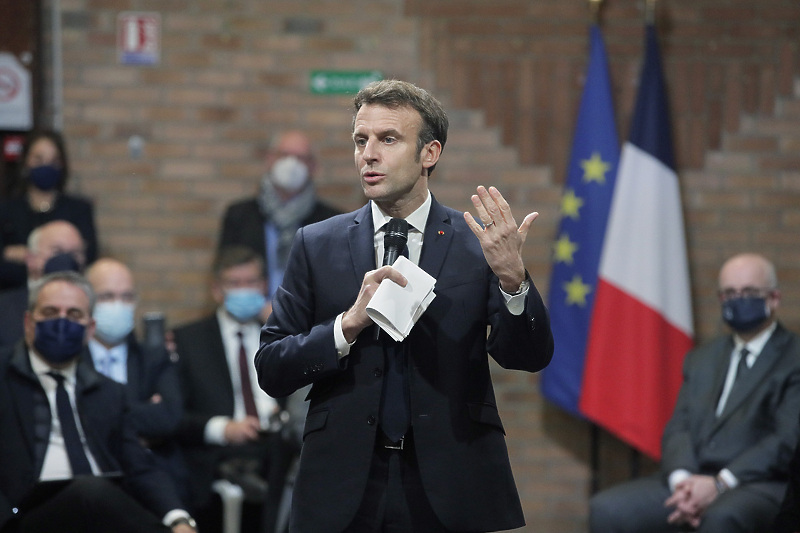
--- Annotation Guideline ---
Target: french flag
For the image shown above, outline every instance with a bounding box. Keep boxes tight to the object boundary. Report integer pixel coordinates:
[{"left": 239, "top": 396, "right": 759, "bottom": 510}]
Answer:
[{"left": 578, "top": 24, "right": 694, "bottom": 460}]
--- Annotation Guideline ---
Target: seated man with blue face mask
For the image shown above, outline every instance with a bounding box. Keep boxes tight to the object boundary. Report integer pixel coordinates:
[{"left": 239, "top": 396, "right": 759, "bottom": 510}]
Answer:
[
  {"left": 173, "top": 246, "right": 287, "bottom": 533},
  {"left": 85, "top": 258, "right": 188, "bottom": 502}
]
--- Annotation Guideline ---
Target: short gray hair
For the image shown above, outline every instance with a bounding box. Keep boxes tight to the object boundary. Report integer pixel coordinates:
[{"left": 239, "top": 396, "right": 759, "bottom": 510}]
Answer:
[{"left": 28, "top": 271, "right": 96, "bottom": 313}]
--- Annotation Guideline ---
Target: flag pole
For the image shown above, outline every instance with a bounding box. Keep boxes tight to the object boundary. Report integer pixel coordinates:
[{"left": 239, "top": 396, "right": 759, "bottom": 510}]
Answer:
[
  {"left": 589, "top": 0, "right": 603, "bottom": 24},
  {"left": 645, "top": 0, "right": 657, "bottom": 25}
]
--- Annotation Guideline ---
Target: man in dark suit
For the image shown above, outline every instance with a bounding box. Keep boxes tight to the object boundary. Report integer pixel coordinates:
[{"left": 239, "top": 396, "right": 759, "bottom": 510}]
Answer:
[
  {"left": 0, "top": 271, "right": 196, "bottom": 532},
  {"left": 590, "top": 253, "right": 800, "bottom": 533},
  {"left": 174, "top": 246, "right": 288, "bottom": 533},
  {"left": 0, "top": 220, "right": 86, "bottom": 351},
  {"left": 255, "top": 80, "right": 554, "bottom": 533},
  {"left": 86, "top": 258, "right": 188, "bottom": 499},
  {"left": 217, "top": 130, "right": 340, "bottom": 301}
]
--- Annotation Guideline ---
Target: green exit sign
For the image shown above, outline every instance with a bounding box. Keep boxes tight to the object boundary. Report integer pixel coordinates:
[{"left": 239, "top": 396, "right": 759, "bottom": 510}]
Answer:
[{"left": 309, "top": 70, "right": 383, "bottom": 95}]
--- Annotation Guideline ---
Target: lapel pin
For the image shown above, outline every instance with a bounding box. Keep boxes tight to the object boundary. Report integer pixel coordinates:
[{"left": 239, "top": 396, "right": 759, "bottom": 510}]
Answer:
[{"left": 438, "top": 230, "right": 444, "bottom": 236}]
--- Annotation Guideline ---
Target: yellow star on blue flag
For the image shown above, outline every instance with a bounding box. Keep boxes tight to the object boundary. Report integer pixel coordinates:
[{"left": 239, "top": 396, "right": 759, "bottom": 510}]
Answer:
[{"left": 581, "top": 152, "right": 611, "bottom": 183}]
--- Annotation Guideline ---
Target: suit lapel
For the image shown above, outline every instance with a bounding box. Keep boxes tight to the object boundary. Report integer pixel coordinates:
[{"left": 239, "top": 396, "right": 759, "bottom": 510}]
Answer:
[
  {"left": 715, "top": 325, "right": 788, "bottom": 423},
  {"left": 125, "top": 338, "right": 143, "bottom": 402},
  {"left": 8, "top": 343, "right": 41, "bottom": 458},
  {"left": 419, "top": 196, "right": 454, "bottom": 280},
  {"left": 208, "top": 316, "right": 236, "bottom": 412},
  {"left": 348, "top": 204, "right": 377, "bottom": 275}
]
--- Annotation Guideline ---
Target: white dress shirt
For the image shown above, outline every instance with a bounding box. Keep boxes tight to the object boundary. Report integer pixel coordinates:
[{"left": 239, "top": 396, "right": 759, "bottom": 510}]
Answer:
[
  {"left": 204, "top": 308, "right": 279, "bottom": 445},
  {"left": 88, "top": 337, "right": 128, "bottom": 384},
  {"left": 29, "top": 351, "right": 100, "bottom": 480}
]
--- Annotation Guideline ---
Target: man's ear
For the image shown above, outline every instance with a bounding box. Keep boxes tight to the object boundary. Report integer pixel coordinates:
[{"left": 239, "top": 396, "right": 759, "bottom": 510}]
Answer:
[
  {"left": 211, "top": 281, "right": 225, "bottom": 306},
  {"left": 420, "top": 140, "right": 442, "bottom": 170}
]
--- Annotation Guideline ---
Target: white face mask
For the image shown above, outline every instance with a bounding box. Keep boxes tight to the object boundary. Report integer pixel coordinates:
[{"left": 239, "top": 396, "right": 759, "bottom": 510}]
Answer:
[
  {"left": 93, "top": 301, "right": 136, "bottom": 345},
  {"left": 269, "top": 156, "right": 309, "bottom": 193}
]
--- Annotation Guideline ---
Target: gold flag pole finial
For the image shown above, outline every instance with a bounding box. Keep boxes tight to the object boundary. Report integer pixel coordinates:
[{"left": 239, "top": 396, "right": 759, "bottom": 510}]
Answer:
[
  {"left": 589, "top": 0, "right": 603, "bottom": 24},
  {"left": 645, "top": 0, "right": 657, "bottom": 25}
]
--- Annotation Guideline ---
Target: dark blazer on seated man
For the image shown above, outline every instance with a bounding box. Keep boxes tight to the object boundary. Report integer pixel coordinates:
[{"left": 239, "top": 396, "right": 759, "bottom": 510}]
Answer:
[
  {"left": 174, "top": 245, "right": 289, "bottom": 532},
  {"left": 0, "top": 342, "right": 190, "bottom": 532},
  {"left": 0, "top": 271, "right": 195, "bottom": 533},
  {"left": 87, "top": 334, "right": 188, "bottom": 499},
  {"left": 174, "top": 313, "right": 247, "bottom": 507},
  {"left": 590, "top": 253, "right": 800, "bottom": 533}
]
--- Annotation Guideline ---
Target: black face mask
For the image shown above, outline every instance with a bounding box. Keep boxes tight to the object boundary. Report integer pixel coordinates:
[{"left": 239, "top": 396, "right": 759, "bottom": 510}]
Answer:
[
  {"left": 33, "top": 318, "right": 86, "bottom": 364},
  {"left": 28, "top": 165, "right": 63, "bottom": 191},
  {"left": 43, "top": 253, "right": 82, "bottom": 275},
  {"left": 722, "top": 297, "right": 769, "bottom": 333}
]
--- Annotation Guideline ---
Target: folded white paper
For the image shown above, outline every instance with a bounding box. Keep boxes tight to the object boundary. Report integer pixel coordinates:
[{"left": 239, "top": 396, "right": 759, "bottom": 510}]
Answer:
[{"left": 366, "top": 255, "right": 436, "bottom": 341}]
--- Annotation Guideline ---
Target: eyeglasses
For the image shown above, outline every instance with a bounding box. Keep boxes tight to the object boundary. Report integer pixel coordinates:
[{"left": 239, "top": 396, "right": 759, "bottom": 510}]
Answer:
[
  {"left": 718, "top": 286, "right": 776, "bottom": 301},
  {"left": 95, "top": 291, "right": 137, "bottom": 304}
]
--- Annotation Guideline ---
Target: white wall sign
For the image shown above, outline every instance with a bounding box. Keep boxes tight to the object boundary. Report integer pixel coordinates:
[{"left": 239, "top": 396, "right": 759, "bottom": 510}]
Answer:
[
  {"left": 117, "top": 12, "right": 161, "bottom": 66},
  {"left": 0, "top": 52, "right": 33, "bottom": 130}
]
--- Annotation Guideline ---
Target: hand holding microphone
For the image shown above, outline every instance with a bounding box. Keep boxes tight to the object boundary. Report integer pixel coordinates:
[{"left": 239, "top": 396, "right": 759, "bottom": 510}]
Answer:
[{"left": 341, "top": 218, "right": 409, "bottom": 344}]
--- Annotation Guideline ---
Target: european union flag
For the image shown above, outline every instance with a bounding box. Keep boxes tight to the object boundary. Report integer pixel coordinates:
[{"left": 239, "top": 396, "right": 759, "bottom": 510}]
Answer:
[{"left": 540, "top": 25, "right": 620, "bottom": 415}]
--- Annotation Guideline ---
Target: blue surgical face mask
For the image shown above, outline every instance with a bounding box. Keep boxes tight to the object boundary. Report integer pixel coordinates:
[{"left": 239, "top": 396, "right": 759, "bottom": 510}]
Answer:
[
  {"left": 28, "top": 164, "right": 63, "bottom": 191},
  {"left": 34, "top": 318, "right": 86, "bottom": 364},
  {"left": 722, "top": 297, "right": 770, "bottom": 333},
  {"left": 224, "top": 289, "right": 267, "bottom": 322},
  {"left": 93, "top": 301, "right": 135, "bottom": 345}
]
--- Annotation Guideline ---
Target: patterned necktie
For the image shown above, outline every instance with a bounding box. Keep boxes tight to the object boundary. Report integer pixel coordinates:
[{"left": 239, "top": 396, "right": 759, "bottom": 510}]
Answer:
[
  {"left": 237, "top": 331, "right": 259, "bottom": 418},
  {"left": 47, "top": 372, "right": 93, "bottom": 476}
]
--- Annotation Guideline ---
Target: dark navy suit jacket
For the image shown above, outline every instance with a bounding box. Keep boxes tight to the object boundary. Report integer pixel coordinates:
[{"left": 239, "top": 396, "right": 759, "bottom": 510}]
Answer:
[{"left": 256, "top": 197, "right": 554, "bottom": 533}]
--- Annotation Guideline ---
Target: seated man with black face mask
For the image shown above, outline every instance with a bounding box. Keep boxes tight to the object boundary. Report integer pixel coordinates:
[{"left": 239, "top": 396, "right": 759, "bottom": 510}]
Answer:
[
  {"left": 0, "top": 220, "right": 86, "bottom": 351},
  {"left": 0, "top": 271, "right": 197, "bottom": 533},
  {"left": 590, "top": 253, "right": 800, "bottom": 533}
]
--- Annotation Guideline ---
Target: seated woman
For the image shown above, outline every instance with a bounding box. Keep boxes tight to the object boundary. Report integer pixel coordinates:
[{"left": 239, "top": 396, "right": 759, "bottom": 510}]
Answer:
[{"left": 0, "top": 130, "right": 98, "bottom": 290}]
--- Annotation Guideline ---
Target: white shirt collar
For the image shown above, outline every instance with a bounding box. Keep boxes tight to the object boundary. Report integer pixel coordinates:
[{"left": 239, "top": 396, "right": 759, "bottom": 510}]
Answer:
[
  {"left": 28, "top": 347, "right": 79, "bottom": 384},
  {"left": 216, "top": 307, "right": 261, "bottom": 337},
  {"left": 370, "top": 190, "right": 431, "bottom": 234},
  {"left": 733, "top": 321, "right": 777, "bottom": 358}
]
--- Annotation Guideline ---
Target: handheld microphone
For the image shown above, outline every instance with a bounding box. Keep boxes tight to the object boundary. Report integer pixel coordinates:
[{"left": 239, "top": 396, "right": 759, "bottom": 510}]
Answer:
[
  {"left": 375, "top": 218, "right": 409, "bottom": 341},
  {"left": 382, "top": 218, "right": 409, "bottom": 267}
]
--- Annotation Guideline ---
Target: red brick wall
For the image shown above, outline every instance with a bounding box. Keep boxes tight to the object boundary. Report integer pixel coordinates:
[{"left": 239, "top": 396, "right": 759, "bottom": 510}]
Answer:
[{"left": 55, "top": 0, "right": 800, "bottom": 530}]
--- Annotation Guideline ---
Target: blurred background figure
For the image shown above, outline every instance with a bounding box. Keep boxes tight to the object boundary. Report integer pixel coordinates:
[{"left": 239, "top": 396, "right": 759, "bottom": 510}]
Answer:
[
  {"left": 85, "top": 257, "right": 189, "bottom": 503},
  {"left": 0, "top": 220, "right": 86, "bottom": 350},
  {"left": 173, "top": 246, "right": 288, "bottom": 533},
  {"left": 218, "top": 130, "right": 340, "bottom": 300},
  {"left": 0, "top": 130, "right": 98, "bottom": 291}
]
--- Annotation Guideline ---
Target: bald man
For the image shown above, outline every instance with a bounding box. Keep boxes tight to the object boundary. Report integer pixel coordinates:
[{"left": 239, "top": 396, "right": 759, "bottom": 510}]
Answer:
[
  {"left": 590, "top": 253, "right": 800, "bottom": 533},
  {"left": 218, "top": 130, "right": 340, "bottom": 300},
  {"left": 85, "top": 258, "right": 188, "bottom": 499},
  {"left": 0, "top": 220, "right": 86, "bottom": 349}
]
